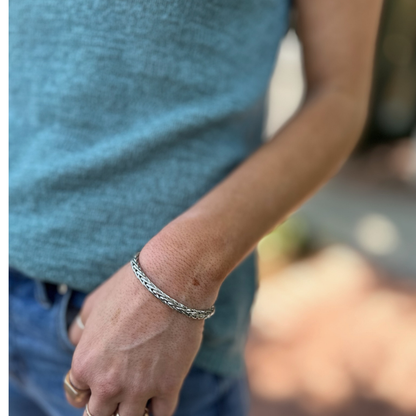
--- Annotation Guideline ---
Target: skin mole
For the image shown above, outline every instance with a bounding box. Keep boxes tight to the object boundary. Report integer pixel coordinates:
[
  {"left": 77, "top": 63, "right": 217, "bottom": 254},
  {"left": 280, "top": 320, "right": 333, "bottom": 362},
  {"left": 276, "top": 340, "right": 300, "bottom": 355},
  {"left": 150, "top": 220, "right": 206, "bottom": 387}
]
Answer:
[{"left": 112, "top": 308, "right": 121, "bottom": 323}]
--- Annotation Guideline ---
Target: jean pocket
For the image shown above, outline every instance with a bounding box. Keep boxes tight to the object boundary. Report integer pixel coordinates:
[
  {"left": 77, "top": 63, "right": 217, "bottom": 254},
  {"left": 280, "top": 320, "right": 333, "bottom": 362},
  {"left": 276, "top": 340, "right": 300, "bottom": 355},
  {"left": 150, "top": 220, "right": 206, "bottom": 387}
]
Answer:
[{"left": 56, "top": 289, "right": 82, "bottom": 354}]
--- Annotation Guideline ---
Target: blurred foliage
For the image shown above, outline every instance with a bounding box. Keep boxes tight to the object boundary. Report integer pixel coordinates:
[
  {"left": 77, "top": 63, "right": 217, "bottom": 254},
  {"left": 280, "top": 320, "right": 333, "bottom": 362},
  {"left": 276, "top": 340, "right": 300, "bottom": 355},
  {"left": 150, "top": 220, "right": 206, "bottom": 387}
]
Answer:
[{"left": 257, "top": 216, "right": 309, "bottom": 263}]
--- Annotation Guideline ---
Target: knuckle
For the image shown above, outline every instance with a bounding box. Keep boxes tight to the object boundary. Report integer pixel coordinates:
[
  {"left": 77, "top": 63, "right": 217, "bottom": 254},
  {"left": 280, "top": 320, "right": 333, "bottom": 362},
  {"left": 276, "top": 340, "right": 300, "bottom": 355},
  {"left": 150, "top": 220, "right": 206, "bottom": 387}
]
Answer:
[
  {"left": 70, "top": 359, "right": 89, "bottom": 384},
  {"left": 126, "top": 384, "right": 149, "bottom": 399},
  {"left": 93, "top": 379, "right": 121, "bottom": 399}
]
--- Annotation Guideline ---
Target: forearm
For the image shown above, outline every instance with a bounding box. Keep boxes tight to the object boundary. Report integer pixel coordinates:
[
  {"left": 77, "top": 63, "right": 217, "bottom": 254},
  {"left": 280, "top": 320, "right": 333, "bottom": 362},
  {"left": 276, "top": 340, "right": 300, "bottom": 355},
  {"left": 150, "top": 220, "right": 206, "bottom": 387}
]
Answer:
[
  {"left": 139, "top": 0, "right": 383, "bottom": 310},
  {"left": 140, "top": 87, "right": 369, "bottom": 305},
  {"left": 184, "top": 89, "right": 367, "bottom": 262}
]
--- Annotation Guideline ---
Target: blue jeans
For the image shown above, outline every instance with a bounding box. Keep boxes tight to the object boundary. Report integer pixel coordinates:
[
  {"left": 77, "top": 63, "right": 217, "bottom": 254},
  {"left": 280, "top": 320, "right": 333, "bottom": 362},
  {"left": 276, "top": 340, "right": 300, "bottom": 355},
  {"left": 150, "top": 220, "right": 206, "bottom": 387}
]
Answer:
[{"left": 9, "top": 269, "right": 249, "bottom": 416}]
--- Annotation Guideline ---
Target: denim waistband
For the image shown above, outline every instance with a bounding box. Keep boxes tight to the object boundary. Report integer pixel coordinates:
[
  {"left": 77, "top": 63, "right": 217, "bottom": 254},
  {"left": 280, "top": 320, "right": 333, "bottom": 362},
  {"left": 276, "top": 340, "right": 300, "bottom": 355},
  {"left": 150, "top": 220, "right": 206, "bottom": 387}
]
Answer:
[
  {"left": 38, "top": 280, "right": 86, "bottom": 310},
  {"left": 10, "top": 268, "right": 87, "bottom": 310}
]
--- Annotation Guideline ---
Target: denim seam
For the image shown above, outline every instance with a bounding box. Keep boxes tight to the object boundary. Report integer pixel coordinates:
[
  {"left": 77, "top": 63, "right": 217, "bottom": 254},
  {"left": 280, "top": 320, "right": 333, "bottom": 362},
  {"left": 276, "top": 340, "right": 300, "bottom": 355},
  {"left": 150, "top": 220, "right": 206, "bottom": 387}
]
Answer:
[{"left": 55, "top": 290, "right": 76, "bottom": 354}]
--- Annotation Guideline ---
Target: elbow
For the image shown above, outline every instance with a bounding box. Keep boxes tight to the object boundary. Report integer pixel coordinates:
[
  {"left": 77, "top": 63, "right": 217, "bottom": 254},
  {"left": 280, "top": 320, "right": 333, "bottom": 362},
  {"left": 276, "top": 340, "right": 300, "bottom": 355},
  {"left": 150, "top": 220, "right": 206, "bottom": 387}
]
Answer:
[{"left": 305, "top": 83, "right": 371, "bottom": 142}]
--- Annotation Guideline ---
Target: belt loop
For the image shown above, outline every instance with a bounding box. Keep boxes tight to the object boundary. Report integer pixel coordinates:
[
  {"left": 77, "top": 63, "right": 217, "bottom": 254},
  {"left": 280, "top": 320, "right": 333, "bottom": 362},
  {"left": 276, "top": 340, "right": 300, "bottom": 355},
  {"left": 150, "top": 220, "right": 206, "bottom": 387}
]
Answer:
[{"left": 34, "top": 280, "right": 52, "bottom": 309}]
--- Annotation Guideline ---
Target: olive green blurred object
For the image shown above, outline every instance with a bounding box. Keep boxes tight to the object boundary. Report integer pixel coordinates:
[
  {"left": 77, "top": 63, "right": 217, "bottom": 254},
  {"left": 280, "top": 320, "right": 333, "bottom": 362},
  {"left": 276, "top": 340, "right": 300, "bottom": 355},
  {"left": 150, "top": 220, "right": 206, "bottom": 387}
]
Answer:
[
  {"left": 257, "top": 217, "right": 309, "bottom": 262},
  {"left": 360, "top": 0, "right": 416, "bottom": 151}
]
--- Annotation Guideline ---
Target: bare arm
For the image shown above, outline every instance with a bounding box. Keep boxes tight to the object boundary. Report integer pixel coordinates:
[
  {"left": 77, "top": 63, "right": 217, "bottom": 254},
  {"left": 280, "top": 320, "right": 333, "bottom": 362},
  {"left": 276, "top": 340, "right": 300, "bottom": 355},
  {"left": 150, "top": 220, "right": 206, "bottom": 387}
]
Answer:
[
  {"left": 139, "top": 0, "right": 384, "bottom": 307},
  {"left": 67, "top": 2, "right": 383, "bottom": 416}
]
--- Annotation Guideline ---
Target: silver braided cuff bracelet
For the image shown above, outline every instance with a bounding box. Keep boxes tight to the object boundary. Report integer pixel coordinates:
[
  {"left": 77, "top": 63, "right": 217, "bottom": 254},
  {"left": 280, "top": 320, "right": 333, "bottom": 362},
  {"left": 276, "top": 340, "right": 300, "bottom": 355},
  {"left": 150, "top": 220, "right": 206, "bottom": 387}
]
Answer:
[{"left": 130, "top": 252, "right": 215, "bottom": 320}]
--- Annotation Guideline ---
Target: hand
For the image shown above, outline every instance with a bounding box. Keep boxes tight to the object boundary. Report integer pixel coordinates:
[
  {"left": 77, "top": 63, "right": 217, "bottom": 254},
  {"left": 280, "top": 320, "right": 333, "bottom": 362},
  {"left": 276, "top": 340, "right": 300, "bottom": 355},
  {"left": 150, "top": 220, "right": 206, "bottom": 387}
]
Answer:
[{"left": 66, "top": 257, "right": 207, "bottom": 416}]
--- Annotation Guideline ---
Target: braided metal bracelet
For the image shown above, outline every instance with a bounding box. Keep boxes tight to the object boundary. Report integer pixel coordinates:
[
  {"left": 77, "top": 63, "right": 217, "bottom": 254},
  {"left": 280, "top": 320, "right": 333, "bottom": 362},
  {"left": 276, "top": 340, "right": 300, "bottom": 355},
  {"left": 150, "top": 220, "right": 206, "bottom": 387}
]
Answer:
[{"left": 130, "top": 252, "right": 215, "bottom": 320}]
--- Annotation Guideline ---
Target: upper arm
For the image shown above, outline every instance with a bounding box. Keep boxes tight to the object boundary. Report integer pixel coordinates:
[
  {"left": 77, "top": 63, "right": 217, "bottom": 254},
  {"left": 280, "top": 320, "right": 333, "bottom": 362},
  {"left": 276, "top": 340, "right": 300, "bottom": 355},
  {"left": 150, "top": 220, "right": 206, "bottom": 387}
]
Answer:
[{"left": 294, "top": 0, "right": 383, "bottom": 100}]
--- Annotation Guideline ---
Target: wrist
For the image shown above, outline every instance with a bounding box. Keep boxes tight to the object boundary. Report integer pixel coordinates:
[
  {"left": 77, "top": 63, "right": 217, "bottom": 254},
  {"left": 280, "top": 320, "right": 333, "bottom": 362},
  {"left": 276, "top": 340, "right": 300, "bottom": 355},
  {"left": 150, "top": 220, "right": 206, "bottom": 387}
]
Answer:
[
  {"left": 131, "top": 253, "right": 215, "bottom": 319},
  {"left": 138, "top": 218, "right": 227, "bottom": 309}
]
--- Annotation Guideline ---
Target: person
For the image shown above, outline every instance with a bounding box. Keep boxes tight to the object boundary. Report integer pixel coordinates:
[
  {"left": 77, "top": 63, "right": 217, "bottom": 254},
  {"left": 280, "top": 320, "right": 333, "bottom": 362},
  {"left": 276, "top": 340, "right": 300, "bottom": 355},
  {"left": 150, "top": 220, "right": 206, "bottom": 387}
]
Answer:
[{"left": 9, "top": 0, "right": 383, "bottom": 415}]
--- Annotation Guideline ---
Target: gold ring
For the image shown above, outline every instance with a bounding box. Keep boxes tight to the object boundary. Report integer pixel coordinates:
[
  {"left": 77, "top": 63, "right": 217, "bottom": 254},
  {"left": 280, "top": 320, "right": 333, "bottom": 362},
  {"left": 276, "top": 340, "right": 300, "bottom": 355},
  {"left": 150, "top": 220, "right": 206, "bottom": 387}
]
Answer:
[{"left": 63, "top": 371, "right": 90, "bottom": 404}]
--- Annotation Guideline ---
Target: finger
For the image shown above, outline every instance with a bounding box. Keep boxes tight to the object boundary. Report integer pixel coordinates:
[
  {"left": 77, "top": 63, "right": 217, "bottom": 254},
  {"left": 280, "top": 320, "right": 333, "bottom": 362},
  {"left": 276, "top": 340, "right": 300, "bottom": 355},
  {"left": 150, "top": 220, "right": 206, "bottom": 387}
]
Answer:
[
  {"left": 64, "top": 371, "right": 90, "bottom": 408},
  {"left": 117, "top": 399, "right": 149, "bottom": 416},
  {"left": 68, "top": 314, "right": 85, "bottom": 346},
  {"left": 70, "top": 293, "right": 96, "bottom": 345},
  {"left": 86, "top": 392, "right": 119, "bottom": 416},
  {"left": 69, "top": 366, "right": 90, "bottom": 391},
  {"left": 151, "top": 396, "right": 178, "bottom": 416},
  {"left": 65, "top": 391, "right": 90, "bottom": 409}
]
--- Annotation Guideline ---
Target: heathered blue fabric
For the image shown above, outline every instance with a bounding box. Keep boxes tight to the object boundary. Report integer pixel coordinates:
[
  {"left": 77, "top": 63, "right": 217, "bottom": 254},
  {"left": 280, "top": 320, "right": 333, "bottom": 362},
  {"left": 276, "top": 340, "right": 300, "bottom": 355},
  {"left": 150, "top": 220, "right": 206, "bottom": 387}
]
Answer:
[{"left": 9, "top": 0, "right": 290, "bottom": 376}]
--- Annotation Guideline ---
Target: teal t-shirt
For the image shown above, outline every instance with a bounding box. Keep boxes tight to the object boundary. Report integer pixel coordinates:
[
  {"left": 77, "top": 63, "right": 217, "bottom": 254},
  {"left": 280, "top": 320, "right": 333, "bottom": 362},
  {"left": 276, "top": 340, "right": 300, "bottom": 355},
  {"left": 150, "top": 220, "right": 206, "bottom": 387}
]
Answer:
[{"left": 9, "top": 0, "right": 290, "bottom": 376}]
